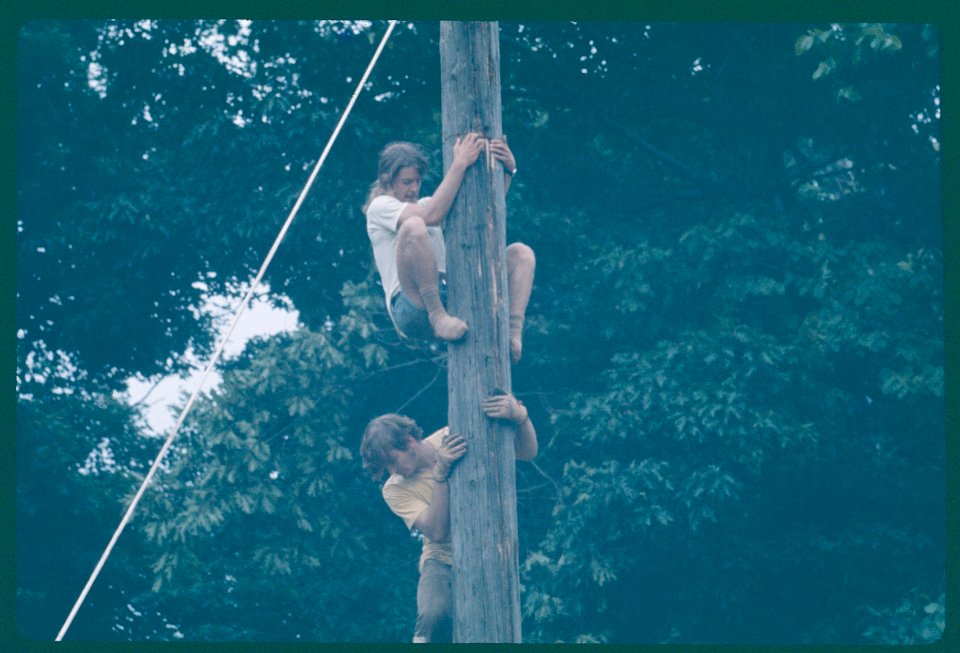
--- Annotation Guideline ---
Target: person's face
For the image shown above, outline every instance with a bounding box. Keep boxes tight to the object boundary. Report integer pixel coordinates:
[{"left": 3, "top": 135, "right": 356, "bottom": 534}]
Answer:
[
  {"left": 387, "top": 166, "right": 422, "bottom": 202},
  {"left": 385, "top": 439, "right": 420, "bottom": 478}
]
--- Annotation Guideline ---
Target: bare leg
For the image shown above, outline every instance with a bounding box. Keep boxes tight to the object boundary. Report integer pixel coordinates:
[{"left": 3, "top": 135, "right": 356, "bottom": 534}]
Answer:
[
  {"left": 396, "top": 217, "right": 468, "bottom": 341},
  {"left": 506, "top": 242, "right": 536, "bottom": 363}
]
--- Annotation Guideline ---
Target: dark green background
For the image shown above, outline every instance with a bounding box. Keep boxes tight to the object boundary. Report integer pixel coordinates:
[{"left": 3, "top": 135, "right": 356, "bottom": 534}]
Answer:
[{"left": 7, "top": 5, "right": 955, "bottom": 650}]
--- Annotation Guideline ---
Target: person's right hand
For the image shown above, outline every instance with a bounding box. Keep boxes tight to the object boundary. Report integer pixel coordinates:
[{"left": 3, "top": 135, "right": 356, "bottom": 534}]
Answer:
[
  {"left": 452, "top": 132, "right": 485, "bottom": 169},
  {"left": 434, "top": 431, "right": 467, "bottom": 481}
]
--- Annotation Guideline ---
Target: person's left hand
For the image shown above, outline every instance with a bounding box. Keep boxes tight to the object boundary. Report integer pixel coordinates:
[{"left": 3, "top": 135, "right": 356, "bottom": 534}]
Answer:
[
  {"left": 482, "top": 392, "right": 528, "bottom": 425},
  {"left": 488, "top": 135, "right": 516, "bottom": 173}
]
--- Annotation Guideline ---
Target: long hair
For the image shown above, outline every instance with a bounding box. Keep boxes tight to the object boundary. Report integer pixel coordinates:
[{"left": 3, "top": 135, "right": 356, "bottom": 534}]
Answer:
[
  {"left": 362, "top": 141, "right": 429, "bottom": 214},
  {"left": 360, "top": 413, "right": 424, "bottom": 480}
]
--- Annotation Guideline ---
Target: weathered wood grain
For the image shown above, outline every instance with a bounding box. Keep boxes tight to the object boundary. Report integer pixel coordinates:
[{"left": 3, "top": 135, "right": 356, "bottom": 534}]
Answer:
[{"left": 440, "top": 20, "right": 522, "bottom": 644}]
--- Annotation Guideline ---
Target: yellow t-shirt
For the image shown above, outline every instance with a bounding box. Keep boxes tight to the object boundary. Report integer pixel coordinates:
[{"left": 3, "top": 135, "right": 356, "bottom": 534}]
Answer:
[{"left": 382, "top": 427, "right": 453, "bottom": 571}]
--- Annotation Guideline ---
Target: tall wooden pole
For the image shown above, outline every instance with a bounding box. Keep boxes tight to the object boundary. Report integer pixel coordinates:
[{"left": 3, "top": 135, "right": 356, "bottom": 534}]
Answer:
[{"left": 440, "top": 21, "right": 521, "bottom": 643}]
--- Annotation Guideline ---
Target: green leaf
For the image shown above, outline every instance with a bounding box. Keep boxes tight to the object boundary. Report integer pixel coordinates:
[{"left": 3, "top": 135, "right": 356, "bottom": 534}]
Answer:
[
  {"left": 795, "top": 33, "right": 815, "bottom": 55},
  {"left": 812, "top": 58, "right": 836, "bottom": 80}
]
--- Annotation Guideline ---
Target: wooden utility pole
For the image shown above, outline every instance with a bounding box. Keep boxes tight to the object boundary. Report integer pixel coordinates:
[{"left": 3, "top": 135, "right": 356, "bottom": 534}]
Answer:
[{"left": 440, "top": 21, "right": 521, "bottom": 643}]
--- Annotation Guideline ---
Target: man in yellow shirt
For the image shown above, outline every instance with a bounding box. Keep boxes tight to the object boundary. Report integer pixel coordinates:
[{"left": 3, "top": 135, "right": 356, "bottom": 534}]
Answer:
[{"left": 360, "top": 392, "right": 538, "bottom": 643}]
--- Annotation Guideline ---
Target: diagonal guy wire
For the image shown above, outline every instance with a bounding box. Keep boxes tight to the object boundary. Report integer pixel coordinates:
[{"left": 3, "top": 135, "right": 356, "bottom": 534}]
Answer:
[{"left": 55, "top": 19, "right": 399, "bottom": 641}]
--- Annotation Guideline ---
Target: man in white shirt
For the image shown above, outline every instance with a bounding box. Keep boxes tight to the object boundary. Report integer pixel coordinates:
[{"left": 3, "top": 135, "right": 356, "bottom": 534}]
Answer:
[{"left": 363, "top": 134, "right": 535, "bottom": 362}]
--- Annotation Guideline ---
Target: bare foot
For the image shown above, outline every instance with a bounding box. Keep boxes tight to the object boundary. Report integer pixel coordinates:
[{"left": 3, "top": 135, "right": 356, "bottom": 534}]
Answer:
[{"left": 429, "top": 310, "right": 468, "bottom": 341}]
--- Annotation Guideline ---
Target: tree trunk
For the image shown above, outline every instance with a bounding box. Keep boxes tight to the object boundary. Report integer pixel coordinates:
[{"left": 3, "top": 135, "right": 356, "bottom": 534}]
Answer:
[{"left": 440, "top": 21, "right": 521, "bottom": 644}]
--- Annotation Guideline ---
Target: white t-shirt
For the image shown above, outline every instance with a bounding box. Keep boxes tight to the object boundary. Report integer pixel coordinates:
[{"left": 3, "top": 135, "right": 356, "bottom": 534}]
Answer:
[{"left": 365, "top": 194, "right": 446, "bottom": 320}]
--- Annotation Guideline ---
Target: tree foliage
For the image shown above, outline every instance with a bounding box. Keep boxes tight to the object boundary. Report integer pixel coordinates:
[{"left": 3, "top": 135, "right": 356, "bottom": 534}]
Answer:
[{"left": 16, "top": 19, "right": 945, "bottom": 644}]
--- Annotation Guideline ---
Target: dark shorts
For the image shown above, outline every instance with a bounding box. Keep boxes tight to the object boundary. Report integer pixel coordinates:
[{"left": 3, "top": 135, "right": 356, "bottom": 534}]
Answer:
[{"left": 391, "top": 281, "right": 447, "bottom": 341}]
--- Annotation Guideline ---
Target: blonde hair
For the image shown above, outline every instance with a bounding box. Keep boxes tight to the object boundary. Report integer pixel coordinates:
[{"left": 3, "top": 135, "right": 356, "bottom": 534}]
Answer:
[{"left": 362, "top": 141, "right": 429, "bottom": 214}]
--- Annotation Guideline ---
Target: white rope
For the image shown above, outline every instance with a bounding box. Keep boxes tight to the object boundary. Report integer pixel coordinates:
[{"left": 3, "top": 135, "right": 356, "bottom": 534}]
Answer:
[{"left": 55, "top": 19, "right": 399, "bottom": 641}]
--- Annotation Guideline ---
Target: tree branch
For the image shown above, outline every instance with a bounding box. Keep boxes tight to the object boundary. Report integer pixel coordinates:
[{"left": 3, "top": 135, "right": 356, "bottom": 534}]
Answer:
[{"left": 393, "top": 366, "right": 442, "bottom": 415}]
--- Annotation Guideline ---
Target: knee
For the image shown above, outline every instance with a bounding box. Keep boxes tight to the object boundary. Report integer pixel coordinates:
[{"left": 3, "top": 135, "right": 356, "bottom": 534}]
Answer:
[
  {"left": 507, "top": 242, "right": 536, "bottom": 268},
  {"left": 398, "top": 216, "right": 428, "bottom": 241}
]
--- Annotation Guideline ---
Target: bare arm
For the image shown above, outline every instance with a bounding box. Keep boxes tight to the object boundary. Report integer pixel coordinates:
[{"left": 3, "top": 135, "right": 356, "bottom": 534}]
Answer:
[
  {"left": 398, "top": 133, "right": 485, "bottom": 227},
  {"left": 412, "top": 432, "right": 467, "bottom": 542},
  {"left": 482, "top": 393, "right": 538, "bottom": 461},
  {"left": 514, "top": 412, "right": 538, "bottom": 461},
  {"left": 489, "top": 135, "right": 517, "bottom": 196},
  {"left": 413, "top": 479, "right": 452, "bottom": 542}
]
